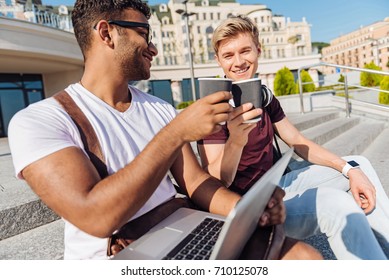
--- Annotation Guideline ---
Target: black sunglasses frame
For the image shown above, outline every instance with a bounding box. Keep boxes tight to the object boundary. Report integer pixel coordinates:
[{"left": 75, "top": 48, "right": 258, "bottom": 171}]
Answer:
[{"left": 107, "top": 20, "right": 152, "bottom": 44}]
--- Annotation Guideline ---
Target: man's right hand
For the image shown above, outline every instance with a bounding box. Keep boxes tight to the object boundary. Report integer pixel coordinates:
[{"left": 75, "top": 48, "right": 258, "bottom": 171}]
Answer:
[
  {"left": 227, "top": 103, "right": 262, "bottom": 147},
  {"left": 259, "top": 187, "right": 286, "bottom": 227},
  {"left": 171, "top": 91, "right": 233, "bottom": 142}
]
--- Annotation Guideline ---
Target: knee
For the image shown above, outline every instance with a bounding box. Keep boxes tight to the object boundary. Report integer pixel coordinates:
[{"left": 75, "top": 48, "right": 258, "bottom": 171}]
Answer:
[{"left": 280, "top": 237, "right": 323, "bottom": 260}]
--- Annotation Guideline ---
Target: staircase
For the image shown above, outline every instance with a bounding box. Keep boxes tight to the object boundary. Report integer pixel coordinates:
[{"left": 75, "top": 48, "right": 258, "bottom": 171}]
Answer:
[{"left": 1, "top": 108, "right": 388, "bottom": 260}]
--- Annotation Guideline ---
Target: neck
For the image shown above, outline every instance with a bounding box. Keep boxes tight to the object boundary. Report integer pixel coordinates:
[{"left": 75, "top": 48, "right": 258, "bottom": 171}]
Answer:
[
  {"left": 81, "top": 52, "right": 134, "bottom": 111},
  {"left": 79, "top": 76, "right": 131, "bottom": 112}
]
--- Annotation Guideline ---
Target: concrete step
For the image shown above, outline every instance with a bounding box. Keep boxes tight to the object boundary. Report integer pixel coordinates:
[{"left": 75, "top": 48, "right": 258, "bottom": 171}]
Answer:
[
  {"left": 277, "top": 113, "right": 360, "bottom": 165},
  {"left": 322, "top": 119, "right": 385, "bottom": 156},
  {"left": 287, "top": 110, "right": 340, "bottom": 131},
  {"left": 304, "top": 234, "right": 336, "bottom": 260},
  {"left": 0, "top": 219, "right": 64, "bottom": 260},
  {"left": 0, "top": 151, "right": 59, "bottom": 241},
  {"left": 362, "top": 127, "right": 389, "bottom": 196},
  {"left": 301, "top": 116, "right": 360, "bottom": 146}
]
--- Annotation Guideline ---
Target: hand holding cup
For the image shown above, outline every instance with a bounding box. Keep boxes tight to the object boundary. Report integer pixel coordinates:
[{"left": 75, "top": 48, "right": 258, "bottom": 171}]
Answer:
[{"left": 231, "top": 78, "right": 263, "bottom": 123}]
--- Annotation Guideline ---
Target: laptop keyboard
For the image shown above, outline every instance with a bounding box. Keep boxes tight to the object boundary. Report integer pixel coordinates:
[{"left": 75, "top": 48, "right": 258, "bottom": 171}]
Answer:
[{"left": 163, "top": 217, "right": 224, "bottom": 260}]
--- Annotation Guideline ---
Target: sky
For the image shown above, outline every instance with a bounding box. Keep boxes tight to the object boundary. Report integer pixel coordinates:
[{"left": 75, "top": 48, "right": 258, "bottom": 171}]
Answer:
[{"left": 42, "top": 0, "right": 389, "bottom": 43}]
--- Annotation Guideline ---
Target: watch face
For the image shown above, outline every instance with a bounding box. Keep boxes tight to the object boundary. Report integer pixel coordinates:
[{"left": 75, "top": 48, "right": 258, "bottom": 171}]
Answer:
[{"left": 348, "top": 160, "right": 359, "bottom": 167}]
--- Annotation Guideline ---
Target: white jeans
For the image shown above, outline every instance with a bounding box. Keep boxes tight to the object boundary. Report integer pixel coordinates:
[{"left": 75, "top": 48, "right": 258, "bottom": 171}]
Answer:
[{"left": 279, "top": 155, "right": 389, "bottom": 260}]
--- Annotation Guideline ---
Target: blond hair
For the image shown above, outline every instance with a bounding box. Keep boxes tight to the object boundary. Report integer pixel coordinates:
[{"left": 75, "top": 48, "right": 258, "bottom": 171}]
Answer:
[{"left": 212, "top": 15, "right": 261, "bottom": 54}]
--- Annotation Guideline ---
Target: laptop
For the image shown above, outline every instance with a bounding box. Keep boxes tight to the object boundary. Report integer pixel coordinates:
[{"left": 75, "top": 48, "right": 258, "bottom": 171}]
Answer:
[{"left": 113, "top": 148, "right": 294, "bottom": 260}]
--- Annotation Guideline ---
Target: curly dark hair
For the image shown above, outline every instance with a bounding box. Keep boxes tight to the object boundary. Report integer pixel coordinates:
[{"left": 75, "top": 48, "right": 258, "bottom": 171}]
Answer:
[{"left": 72, "top": 0, "right": 151, "bottom": 57}]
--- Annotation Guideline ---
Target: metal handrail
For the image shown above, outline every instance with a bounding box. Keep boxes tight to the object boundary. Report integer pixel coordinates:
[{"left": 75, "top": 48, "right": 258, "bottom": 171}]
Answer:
[{"left": 297, "top": 62, "right": 389, "bottom": 117}]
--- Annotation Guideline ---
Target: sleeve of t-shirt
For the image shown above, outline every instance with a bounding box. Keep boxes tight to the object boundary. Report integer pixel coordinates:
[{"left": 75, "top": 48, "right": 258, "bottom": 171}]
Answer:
[
  {"left": 265, "top": 96, "right": 286, "bottom": 124},
  {"left": 8, "top": 99, "right": 81, "bottom": 179}
]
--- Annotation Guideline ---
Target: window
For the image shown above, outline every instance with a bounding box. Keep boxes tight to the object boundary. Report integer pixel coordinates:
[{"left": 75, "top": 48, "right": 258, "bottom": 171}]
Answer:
[
  {"left": 0, "top": 74, "right": 44, "bottom": 136},
  {"left": 205, "top": 26, "right": 213, "bottom": 34},
  {"left": 159, "top": 3, "right": 168, "bottom": 12},
  {"left": 162, "top": 17, "right": 169, "bottom": 25}
]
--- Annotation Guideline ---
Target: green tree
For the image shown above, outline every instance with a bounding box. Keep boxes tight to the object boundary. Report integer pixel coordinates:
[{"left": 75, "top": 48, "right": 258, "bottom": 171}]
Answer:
[
  {"left": 274, "top": 67, "right": 296, "bottom": 96},
  {"left": 338, "top": 74, "right": 345, "bottom": 83},
  {"left": 298, "top": 70, "right": 316, "bottom": 93},
  {"left": 311, "top": 42, "right": 330, "bottom": 54},
  {"left": 379, "top": 76, "right": 389, "bottom": 105},
  {"left": 360, "top": 61, "right": 383, "bottom": 87},
  {"left": 176, "top": 100, "right": 194, "bottom": 109}
]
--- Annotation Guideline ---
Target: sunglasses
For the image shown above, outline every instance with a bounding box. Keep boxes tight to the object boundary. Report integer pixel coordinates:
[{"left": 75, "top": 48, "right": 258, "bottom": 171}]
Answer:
[{"left": 107, "top": 20, "right": 152, "bottom": 44}]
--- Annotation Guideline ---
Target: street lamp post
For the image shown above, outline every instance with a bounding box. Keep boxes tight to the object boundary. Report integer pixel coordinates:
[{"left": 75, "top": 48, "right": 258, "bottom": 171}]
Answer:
[{"left": 176, "top": 1, "right": 197, "bottom": 101}]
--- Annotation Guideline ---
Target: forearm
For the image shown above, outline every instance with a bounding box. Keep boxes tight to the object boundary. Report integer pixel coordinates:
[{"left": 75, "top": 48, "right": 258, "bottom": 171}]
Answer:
[
  {"left": 276, "top": 118, "right": 346, "bottom": 173},
  {"left": 187, "top": 172, "right": 241, "bottom": 216},
  {"left": 90, "top": 120, "right": 205, "bottom": 235},
  {"left": 293, "top": 136, "right": 346, "bottom": 172},
  {"left": 172, "top": 144, "right": 241, "bottom": 217}
]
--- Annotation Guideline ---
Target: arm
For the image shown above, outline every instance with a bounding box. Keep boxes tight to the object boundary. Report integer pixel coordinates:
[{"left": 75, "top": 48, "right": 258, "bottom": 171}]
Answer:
[
  {"left": 170, "top": 143, "right": 241, "bottom": 216},
  {"left": 21, "top": 91, "right": 233, "bottom": 238},
  {"left": 198, "top": 103, "right": 261, "bottom": 186},
  {"left": 195, "top": 103, "right": 285, "bottom": 226},
  {"left": 274, "top": 117, "right": 376, "bottom": 213},
  {"left": 171, "top": 139, "right": 285, "bottom": 227}
]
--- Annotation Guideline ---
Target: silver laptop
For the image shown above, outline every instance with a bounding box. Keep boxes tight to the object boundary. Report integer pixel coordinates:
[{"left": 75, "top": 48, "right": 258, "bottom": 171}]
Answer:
[{"left": 113, "top": 148, "right": 294, "bottom": 260}]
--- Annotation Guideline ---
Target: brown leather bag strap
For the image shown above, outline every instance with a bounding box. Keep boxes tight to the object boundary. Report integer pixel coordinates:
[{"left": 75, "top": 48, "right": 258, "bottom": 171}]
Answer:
[{"left": 53, "top": 90, "right": 109, "bottom": 179}]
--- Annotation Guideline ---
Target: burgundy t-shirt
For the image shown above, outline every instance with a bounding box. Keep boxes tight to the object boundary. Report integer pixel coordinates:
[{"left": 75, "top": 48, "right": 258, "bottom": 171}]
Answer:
[{"left": 199, "top": 96, "right": 285, "bottom": 195}]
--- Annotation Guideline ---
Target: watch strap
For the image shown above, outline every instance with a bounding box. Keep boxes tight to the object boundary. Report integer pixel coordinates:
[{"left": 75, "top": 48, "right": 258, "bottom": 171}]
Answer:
[{"left": 342, "top": 161, "right": 360, "bottom": 178}]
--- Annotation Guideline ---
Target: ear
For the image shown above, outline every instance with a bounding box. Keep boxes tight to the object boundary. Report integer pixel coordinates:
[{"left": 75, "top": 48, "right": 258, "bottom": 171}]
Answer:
[
  {"left": 95, "top": 21, "right": 114, "bottom": 47},
  {"left": 256, "top": 45, "right": 261, "bottom": 57}
]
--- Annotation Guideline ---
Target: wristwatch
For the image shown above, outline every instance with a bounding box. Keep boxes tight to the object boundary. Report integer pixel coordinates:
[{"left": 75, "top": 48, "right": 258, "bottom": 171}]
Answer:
[{"left": 342, "top": 160, "right": 360, "bottom": 178}]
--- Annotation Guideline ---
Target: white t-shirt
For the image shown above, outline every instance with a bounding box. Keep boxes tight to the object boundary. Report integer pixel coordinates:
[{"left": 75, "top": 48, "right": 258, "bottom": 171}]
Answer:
[{"left": 8, "top": 83, "right": 178, "bottom": 259}]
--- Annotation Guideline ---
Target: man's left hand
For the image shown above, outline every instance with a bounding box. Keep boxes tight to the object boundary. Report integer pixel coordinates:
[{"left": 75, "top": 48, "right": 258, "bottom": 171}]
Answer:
[{"left": 348, "top": 168, "right": 376, "bottom": 214}]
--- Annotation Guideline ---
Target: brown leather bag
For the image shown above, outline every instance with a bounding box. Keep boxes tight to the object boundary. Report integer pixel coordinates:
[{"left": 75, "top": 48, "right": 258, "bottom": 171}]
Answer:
[{"left": 54, "top": 90, "right": 284, "bottom": 260}]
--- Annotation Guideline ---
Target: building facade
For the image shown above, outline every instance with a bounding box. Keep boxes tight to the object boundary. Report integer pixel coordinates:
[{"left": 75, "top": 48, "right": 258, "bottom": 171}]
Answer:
[
  {"left": 0, "top": 0, "right": 320, "bottom": 136},
  {"left": 150, "top": 0, "right": 312, "bottom": 66},
  {"left": 1, "top": 0, "right": 313, "bottom": 67},
  {"left": 321, "top": 17, "right": 389, "bottom": 74},
  {"left": 0, "top": 0, "right": 73, "bottom": 31}
]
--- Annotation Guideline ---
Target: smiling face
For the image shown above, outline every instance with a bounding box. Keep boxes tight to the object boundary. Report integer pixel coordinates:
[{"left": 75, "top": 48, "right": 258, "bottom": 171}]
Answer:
[
  {"left": 215, "top": 32, "right": 261, "bottom": 81},
  {"left": 113, "top": 9, "right": 157, "bottom": 81}
]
